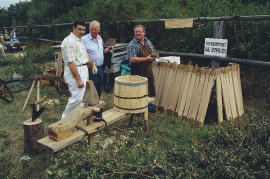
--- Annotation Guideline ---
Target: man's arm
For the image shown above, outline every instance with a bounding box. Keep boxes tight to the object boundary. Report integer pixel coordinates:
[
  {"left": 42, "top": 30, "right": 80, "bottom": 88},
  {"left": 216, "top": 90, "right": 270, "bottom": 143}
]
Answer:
[
  {"left": 68, "top": 62, "right": 84, "bottom": 88},
  {"left": 87, "top": 56, "right": 98, "bottom": 74},
  {"left": 129, "top": 55, "right": 156, "bottom": 63}
]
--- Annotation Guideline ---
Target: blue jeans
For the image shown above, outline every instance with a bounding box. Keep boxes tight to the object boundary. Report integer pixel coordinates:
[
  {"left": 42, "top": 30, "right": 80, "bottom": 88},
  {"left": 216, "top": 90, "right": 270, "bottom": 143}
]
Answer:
[{"left": 89, "top": 67, "right": 103, "bottom": 99}]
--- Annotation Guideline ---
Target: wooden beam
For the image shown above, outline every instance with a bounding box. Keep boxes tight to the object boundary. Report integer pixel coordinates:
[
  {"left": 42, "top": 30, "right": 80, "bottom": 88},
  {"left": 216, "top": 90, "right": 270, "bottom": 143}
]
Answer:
[{"left": 48, "top": 101, "right": 106, "bottom": 134}]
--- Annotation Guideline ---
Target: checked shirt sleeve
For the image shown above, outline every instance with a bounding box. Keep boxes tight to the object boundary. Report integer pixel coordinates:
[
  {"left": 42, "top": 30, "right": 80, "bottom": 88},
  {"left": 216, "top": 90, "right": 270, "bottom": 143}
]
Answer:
[{"left": 127, "top": 40, "right": 139, "bottom": 59}]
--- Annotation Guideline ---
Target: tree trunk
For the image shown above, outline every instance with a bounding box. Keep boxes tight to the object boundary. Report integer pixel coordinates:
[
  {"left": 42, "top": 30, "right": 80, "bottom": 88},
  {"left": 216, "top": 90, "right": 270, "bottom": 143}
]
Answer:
[{"left": 23, "top": 119, "right": 45, "bottom": 154}]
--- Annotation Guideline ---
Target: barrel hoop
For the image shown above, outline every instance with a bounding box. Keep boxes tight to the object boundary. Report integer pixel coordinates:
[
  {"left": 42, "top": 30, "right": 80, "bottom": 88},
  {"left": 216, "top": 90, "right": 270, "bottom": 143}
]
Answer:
[
  {"left": 115, "top": 80, "right": 148, "bottom": 86},
  {"left": 114, "top": 94, "right": 148, "bottom": 99},
  {"left": 113, "top": 103, "right": 148, "bottom": 110}
]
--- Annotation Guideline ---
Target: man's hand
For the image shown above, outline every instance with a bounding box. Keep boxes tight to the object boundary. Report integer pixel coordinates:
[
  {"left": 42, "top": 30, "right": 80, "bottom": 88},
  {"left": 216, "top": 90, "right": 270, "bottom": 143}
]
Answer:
[
  {"left": 104, "top": 47, "right": 111, "bottom": 53},
  {"left": 147, "top": 55, "right": 156, "bottom": 62},
  {"left": 76, "top": 79, "right": 84, "bottom": 88},
  {"left": 92, "top": 64, "right": 98, "bottom": 74}
]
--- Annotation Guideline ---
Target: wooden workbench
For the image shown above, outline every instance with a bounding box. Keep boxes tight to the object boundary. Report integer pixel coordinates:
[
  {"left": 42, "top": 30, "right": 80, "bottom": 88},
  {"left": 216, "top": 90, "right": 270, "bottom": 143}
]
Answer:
[{"left": 38, "top": 97, "right": 155, "bottom": 152}]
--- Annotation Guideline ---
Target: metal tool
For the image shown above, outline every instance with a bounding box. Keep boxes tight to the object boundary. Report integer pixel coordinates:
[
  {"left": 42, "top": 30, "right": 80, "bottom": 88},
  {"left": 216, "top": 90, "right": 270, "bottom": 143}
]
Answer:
[
  {"left": 0, "top": 78, "right": 14, "bottom": 103},
  {"left": 93, "top": 109, "right": 108, "bottom": 132},
  {"left": 31, "top": 96, "right": 47, "bottom": 122}
]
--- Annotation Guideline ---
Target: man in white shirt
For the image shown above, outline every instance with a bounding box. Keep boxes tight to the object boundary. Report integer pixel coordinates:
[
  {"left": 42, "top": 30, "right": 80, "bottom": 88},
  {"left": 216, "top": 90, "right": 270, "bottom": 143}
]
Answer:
[{"left": 61, "top": 19, "right": 97, "bottom": 119}]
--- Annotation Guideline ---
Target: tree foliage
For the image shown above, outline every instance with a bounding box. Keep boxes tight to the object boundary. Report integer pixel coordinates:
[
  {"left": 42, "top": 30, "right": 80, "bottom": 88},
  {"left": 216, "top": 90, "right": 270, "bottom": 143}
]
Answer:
[{"left": 1, "top": 0, "right": 270, "bottom": 62}]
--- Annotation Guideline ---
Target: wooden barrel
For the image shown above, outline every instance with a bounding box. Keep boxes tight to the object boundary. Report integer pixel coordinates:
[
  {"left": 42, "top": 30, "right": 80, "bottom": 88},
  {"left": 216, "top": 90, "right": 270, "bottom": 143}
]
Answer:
[{"left": 114, "top": 75, "right": 148, "bottom": 113}]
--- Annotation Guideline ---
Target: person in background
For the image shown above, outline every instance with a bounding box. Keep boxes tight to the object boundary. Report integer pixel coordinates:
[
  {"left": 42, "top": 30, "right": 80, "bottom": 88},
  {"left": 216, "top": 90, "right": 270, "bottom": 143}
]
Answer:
[
  {"left": 82, "top": 20, "right": 111, "bottom": 99},
  {"left": 126, "top": 25, "right": 157, "bottom": 113},
  {"left": 61, "top": 19, "right": 97, "bottom": 119}
]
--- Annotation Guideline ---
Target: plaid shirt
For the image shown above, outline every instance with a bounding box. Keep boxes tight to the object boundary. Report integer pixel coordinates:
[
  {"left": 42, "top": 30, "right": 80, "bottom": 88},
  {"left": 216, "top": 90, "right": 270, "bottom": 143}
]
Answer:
[
  {"left": 127, "top": 37, "right": 155, "bottom": 59},
  {"left": 61, "top": 32, "right": 89, "bottom": 66}
]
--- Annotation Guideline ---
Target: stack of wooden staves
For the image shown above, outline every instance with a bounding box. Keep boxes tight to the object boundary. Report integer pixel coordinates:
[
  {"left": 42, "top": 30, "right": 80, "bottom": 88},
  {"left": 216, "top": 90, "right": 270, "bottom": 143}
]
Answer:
[{"left": 152, "top": 62, "right": 244, "bottom": 126}]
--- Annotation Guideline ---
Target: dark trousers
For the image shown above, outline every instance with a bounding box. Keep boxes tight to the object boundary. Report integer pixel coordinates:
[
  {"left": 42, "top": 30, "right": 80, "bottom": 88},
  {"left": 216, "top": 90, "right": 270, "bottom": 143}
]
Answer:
[{"left": 89, "top": 67, "right": 103, "bottom": 99}]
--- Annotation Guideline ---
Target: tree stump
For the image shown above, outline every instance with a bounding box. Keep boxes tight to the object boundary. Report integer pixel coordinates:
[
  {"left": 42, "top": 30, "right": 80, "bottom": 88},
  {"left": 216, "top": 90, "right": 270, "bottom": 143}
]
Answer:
[{"left": 23, "top": 119, "right": 45, "bottom": 153}]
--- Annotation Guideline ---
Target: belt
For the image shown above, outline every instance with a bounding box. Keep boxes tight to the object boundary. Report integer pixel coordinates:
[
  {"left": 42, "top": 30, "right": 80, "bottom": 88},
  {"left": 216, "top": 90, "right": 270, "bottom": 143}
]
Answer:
[{"left": 77, "top": 63, "right": 88, "bottom": 67}]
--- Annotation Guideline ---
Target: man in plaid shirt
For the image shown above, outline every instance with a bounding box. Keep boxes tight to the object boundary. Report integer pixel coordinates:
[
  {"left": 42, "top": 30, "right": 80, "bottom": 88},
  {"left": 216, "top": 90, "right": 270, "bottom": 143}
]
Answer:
[
  {"left": 61, "top": 19, "right": 97, "bottom": 119},
  {"left": 127, "top": 25, "right": 157, "bottom": 113}
]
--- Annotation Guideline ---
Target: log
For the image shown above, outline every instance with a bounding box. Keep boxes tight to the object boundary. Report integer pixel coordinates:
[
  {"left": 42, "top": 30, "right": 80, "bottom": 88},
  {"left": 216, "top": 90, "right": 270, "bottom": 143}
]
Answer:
[
  {"left": 48, "top": 101, "right": 106, "bottom": 134},
  {"left": 30, "top": 74, "right": 65, "bottom": 82},
  {"left": 23, "top": 119, "right": 45, "bottom": 153}
]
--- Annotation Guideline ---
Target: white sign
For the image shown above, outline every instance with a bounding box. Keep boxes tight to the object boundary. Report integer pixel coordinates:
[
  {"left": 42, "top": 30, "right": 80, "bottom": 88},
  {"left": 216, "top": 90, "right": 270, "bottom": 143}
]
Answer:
[{"left": 204, "top": 38, "right": 228, "bottom": 57}]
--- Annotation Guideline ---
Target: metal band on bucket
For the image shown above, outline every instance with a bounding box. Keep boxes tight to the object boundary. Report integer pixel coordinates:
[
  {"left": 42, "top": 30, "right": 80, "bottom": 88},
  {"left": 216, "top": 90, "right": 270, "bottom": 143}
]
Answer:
[
  {"left": 113, "top": 103, "right": 148, "bottom": 110},
  {"left": 114, "top": 94, "right": 148, "bottom": 99},
  {"left": 115, "top": 80, "right": 148, "bottom": 86}
]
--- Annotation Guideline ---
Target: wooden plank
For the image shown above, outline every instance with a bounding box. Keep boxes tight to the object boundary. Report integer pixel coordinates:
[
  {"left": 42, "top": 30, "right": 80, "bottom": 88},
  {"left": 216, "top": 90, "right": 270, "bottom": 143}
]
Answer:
[
  {"left": 226, "top": 66, "right": 238, "bottom": 120},
  {"left": 236, "top": 64, "right": 244, "bottom": 116},
  {"left": 154, "top": 62, "right": 165, "bottom": 103},
  {"left": 163, "top": 63, "right": 179, "bottom": 114},
  {"left": 175, "top": 66, "right": 194, "bottom": 120},
  {"left": 215, "top": 68, "right": 223, "bottom": 125},
  {"left": 38, "top": 122, "right": 103, "bottom": 152},
  {"left": 152, "top": 61, "right": 160, "bottom": 88},
  {"left": 182, "top": 67, "right": 199, "bottom": 121},
  {"left": 188, "top": 68, "right": 207, "bottom": 124},
  {"left": 49, "top": 129, "right": 72, "bottom": 142},
  {"left": 154, "top": 62, "right": 169, "bottom": 109},
  {"left": 232, "top": 64, "right": 244, "bottom": 117},
  {"left": 158, "top": 63, "right": 178, "bottom": 113},
  {"left": 56, "top": 52, "right": 62, "bottom": 88},
  {"left": 166, "top": 65, "right": 185, "bottom": 116},
  {"left": 220, "top": 68, "right": 232, "bottom": 120},
  {"left": 165, "top": 19, "right": 194, "bottom": 29},
  {"left": 196, "top": 69, "right": 215, "bottom": 127}
]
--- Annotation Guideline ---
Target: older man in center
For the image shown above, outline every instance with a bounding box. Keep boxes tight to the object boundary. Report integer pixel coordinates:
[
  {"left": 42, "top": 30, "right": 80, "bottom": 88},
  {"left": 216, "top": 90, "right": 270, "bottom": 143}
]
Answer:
[{"left": 82, "top": 20, "right": 110, "bottom": 99}]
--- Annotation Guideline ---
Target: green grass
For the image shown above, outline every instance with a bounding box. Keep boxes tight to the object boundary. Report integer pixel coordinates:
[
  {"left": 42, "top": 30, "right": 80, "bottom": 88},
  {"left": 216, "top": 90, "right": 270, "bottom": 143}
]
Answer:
[{"left": 1, "top": 51, "right": 270, "bottom": 178}]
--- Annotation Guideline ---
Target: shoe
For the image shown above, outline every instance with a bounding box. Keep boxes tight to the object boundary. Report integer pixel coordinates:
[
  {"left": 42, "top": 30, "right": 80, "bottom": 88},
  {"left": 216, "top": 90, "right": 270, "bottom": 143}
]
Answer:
[{"left": 149, "top": 109, "right": 157, "bottom": 113}]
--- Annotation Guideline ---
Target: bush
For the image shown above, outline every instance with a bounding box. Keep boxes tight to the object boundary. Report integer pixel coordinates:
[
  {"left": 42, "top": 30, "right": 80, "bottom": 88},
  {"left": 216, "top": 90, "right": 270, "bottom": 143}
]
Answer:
[{"left": 0, "top": 48, "right": 54, "bottom": 81}]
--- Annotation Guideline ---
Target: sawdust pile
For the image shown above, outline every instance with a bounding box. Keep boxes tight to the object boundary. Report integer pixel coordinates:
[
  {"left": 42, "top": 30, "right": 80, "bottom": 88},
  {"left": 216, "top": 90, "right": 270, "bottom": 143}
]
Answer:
[{"left": 43, "top": 99, "right": 59, "bottom": 107}]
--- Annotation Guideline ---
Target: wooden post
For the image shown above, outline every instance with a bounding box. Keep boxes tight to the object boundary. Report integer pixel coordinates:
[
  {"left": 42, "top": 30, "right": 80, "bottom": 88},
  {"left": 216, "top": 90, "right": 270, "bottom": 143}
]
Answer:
[
  {"left": 211, "top": 21, "right": 225, "bottom": 68},
  {"left": 23, "top": 119, "right": 45, "bottom": 153},
  {"left": 22, "top": 80, "right": 35, "bottom": 111},
  {"left": 144, "top": 109, "right": 149, "bottom": 130},
  {"left": 87, "top": 115, "right": 95, "bottom": 149},
  {"left": 37, "top": 80, "right": 40, "bottom": 111}
]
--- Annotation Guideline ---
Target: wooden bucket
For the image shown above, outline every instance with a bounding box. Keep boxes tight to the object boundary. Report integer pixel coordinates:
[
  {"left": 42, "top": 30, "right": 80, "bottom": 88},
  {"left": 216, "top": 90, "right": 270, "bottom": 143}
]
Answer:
[{"left": 114, "top": 75, "right": 148, "bottom": 113}]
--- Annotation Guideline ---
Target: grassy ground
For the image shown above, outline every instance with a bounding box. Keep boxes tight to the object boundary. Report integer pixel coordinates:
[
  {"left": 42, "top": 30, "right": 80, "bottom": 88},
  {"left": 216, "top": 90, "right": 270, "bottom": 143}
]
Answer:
[{"left": 1, "top": 51, "right": 270, "bottom": 178}]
